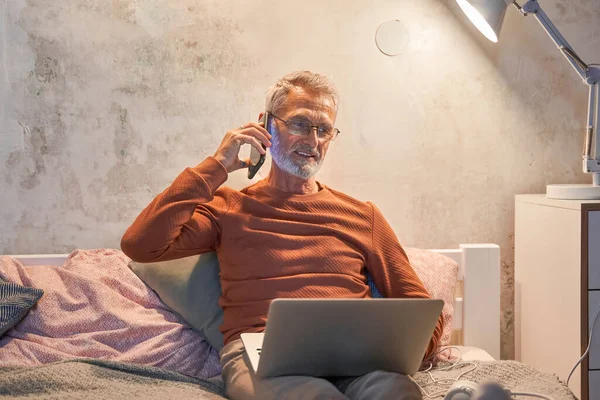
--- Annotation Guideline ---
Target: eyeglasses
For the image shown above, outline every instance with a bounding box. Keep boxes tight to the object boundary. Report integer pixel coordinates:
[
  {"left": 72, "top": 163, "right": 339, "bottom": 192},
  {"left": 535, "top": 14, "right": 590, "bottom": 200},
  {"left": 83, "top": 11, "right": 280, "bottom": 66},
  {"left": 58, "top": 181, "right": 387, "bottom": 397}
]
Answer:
[{"left": 270, "top": 113, "right": 340, "bottom": 142}]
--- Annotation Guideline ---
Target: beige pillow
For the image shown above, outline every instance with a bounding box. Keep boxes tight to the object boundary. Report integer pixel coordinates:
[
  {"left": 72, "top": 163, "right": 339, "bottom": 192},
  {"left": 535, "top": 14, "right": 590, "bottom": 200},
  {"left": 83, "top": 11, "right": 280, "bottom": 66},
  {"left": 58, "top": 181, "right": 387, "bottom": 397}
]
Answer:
[
  {"left": 405, "top": 248, "right": 459, "bottom": 346},
  {"left": 129, "top": 252, "right": 224, "bottom": 350}
]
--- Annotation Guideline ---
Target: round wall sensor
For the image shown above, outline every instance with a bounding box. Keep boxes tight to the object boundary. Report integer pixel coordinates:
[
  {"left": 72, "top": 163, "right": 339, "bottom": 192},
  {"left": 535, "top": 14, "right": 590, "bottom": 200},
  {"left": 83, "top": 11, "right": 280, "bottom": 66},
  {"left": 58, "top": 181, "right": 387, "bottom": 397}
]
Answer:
[{"left": 375, "top": 19, "right": 410, "bottom": 56}]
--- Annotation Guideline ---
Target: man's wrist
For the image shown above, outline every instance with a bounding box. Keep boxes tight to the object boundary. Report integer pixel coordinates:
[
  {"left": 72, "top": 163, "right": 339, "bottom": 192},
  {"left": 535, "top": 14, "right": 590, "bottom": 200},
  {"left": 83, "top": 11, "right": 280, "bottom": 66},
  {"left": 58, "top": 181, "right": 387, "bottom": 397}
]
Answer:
[
  {"left": 189, "top": 157, "right": 229, "bottom": 193},
  {"left": 212, "top": 155, "right": 229, "bottom": 171}
]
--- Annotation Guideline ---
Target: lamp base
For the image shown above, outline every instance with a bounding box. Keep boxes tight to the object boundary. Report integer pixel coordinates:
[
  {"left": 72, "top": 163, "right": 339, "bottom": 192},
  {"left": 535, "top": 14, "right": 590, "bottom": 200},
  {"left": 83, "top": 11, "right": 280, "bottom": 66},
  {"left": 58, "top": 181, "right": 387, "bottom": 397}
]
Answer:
[{"left": 546, "top": 184, "right": 600, "bottom": 200}]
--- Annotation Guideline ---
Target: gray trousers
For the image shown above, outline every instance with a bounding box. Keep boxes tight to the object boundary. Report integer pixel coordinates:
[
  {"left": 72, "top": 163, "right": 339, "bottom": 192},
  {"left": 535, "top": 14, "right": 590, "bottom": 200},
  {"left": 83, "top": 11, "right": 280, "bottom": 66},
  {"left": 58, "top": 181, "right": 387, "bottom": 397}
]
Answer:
[{"left": 219, "top": 339, "right": 423, "bottom": 400}]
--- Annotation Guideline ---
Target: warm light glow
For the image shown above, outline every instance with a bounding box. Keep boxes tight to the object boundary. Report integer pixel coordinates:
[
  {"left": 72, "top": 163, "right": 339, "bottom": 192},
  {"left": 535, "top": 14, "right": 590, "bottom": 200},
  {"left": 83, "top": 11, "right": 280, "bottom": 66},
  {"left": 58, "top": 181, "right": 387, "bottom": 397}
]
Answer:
[{"left": 456, "top": 0, "right": 498, "bottom": 43}]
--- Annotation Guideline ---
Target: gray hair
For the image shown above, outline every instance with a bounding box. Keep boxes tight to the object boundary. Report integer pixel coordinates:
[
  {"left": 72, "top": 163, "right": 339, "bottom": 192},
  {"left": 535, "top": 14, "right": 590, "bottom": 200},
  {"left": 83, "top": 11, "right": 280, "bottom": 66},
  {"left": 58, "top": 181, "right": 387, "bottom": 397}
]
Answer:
[{"left": 265, "top": 71, "right": 339, "bottom": 114}]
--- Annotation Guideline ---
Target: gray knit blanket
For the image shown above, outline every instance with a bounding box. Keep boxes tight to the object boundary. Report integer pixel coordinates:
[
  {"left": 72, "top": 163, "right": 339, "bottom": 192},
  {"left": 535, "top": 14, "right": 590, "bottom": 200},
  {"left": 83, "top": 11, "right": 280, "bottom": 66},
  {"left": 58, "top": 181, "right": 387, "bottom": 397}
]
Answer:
[
  {"left": 0, "top": 359, "right": 227, "bottom": 399},
  {"left": 412, "top": 360, "right": 576, "bottom": 400},
  {"left": 0, "top": 359, "right": 576, "bottom": 399}
]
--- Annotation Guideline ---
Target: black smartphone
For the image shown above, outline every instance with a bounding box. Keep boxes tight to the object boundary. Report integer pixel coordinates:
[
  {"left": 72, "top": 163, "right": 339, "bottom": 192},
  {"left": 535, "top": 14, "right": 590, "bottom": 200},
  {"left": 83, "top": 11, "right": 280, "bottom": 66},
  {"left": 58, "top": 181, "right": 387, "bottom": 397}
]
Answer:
[{"left": 247, "top": 112, "right": 270, "bottom": 179}]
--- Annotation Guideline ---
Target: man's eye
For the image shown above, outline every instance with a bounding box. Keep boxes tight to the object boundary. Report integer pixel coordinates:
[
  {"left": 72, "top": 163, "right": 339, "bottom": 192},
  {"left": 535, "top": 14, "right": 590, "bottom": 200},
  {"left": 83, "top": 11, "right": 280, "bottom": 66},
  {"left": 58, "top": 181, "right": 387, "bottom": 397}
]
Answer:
[
  {"left": 290, "top": 120, "right": 310, "bottom": 130},
  {"left": 318, "top": 126, "right": 333, "bottom": 135}
]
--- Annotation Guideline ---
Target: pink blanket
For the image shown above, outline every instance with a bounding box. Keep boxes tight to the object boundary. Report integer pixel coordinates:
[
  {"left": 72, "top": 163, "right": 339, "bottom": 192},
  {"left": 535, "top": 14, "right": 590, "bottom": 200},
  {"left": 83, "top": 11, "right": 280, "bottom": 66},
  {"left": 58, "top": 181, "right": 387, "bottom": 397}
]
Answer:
[{"left": 0, "top": 249, "right": 221, "bottom": 378}]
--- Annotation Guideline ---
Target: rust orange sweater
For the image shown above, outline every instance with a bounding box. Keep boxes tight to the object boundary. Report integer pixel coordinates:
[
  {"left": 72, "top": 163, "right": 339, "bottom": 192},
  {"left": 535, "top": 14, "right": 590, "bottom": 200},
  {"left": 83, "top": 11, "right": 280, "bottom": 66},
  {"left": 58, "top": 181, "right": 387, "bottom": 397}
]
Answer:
[{"left": 121, "top": 157, "right": 443, "bottom": 357}]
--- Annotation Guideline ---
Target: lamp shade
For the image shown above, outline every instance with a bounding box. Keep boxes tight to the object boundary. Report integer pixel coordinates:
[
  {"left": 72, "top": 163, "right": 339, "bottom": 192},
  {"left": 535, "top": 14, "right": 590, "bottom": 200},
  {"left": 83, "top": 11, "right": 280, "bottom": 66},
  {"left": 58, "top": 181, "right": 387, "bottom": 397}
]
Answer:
[{"left": 456, "top": 0, "right": 508, "bottom": 43}]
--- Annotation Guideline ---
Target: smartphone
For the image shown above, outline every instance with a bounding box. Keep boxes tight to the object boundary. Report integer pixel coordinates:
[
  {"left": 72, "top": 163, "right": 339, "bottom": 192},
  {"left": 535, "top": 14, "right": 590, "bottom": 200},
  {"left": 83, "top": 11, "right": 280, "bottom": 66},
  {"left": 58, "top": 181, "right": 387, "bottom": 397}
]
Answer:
[{"left": 247, "top": 112, "right": 270, "bottom": 179}]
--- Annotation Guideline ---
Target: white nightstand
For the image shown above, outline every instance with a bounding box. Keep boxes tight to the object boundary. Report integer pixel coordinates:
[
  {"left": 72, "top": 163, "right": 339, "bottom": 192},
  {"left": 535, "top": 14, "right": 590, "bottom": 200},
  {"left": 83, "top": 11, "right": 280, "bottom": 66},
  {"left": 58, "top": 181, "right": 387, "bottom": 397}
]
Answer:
[{"left": 515, "top": 194, "right": 600, "bottom": 399}]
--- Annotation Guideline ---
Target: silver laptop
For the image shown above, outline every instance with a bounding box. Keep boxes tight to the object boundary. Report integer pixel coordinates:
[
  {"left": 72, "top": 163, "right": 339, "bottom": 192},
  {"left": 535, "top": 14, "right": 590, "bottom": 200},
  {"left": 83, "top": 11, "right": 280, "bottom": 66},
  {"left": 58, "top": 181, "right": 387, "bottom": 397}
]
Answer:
[{"left": 240, "top": 298, "right": 443, "bottom": 378}]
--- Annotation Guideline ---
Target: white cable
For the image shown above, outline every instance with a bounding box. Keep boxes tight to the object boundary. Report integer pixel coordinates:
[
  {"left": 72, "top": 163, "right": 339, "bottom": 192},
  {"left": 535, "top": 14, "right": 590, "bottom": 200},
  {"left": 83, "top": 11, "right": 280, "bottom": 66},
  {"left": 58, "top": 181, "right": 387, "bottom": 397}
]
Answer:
[
  {"left": 419, "top": 346, "right": 462, "bottom": 374},
  {"left": 422, "top": 346, "right": 463, "bottom": 366},
  {"left": 566, "top": 301, "right": 600, "bottom": 387},
  {"left": 412, "top": 346, "right": 481, "bottom": 398},
  {"left": 415, "top": 364, "right": 479, "bottom": 398},
  {"left": 510, "top": 392, "right": 554, "bottom": 400}
]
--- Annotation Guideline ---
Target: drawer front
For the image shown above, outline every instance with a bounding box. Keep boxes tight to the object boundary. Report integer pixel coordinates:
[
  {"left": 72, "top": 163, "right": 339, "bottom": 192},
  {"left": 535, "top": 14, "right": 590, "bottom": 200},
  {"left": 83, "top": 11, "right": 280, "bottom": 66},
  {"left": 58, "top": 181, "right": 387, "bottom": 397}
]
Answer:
[
  {"left": 590, "top": 370, "right": 600, "bottom": 400},
  {"left": 589, "top": 211, "right": 600, "bottom": 289},
  {"left": 588, "top": 291, "right": 600, "bottom": 370}
]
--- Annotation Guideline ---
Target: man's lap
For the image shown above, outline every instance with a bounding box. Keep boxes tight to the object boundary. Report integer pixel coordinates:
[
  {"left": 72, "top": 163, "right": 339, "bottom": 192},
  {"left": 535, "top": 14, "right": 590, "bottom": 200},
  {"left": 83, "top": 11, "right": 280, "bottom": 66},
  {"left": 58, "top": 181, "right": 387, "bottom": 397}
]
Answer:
[
  {"left": 219, "top": 339, "right": 422, "bottom": 400},
  {"left": 219, "top": 338, "right": 347, "bottom": 400}
]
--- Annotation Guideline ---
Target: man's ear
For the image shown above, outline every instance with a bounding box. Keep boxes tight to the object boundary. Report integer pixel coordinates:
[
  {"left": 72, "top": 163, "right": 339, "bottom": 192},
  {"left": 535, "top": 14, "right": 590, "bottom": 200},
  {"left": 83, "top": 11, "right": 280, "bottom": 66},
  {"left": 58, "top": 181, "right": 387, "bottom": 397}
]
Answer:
[{"left": 258, "top": 112, "right": 264, "bottom": 121}]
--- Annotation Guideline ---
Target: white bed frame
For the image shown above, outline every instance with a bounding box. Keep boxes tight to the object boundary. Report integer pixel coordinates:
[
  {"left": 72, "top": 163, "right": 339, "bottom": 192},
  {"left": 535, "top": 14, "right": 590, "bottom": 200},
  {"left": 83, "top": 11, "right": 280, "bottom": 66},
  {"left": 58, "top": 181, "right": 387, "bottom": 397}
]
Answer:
[{"left": 8, "top": 243, "right": 501, "bottom": 359}]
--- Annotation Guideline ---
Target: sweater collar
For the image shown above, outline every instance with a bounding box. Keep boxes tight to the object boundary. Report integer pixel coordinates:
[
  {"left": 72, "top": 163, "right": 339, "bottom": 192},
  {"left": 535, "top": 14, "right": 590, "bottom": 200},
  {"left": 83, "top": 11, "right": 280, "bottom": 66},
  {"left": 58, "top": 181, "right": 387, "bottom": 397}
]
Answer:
[{"left": 246, "top": 179, "right": 331, "bottom": 201}]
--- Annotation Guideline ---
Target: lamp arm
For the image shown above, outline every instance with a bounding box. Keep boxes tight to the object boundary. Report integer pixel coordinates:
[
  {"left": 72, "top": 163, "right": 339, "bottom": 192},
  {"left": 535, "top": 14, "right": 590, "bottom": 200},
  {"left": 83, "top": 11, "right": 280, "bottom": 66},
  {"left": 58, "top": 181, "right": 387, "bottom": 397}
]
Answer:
[
  {"left": 517, "top": 0, "right": 588, "bottom": 82},
  {"left": 517, "top": 0, "right": 600, "bottom": 178},
  {"left": 584, "top": 82, "right": 600, "bottom": 176}
]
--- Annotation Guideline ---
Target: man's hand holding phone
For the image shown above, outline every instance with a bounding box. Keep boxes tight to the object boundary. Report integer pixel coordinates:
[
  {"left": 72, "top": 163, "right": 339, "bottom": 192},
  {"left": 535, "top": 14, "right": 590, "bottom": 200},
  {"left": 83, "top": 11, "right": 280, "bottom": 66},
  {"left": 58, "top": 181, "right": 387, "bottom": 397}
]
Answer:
[{"left": 213, "top": 119, "right": 271, "bottom": 173}]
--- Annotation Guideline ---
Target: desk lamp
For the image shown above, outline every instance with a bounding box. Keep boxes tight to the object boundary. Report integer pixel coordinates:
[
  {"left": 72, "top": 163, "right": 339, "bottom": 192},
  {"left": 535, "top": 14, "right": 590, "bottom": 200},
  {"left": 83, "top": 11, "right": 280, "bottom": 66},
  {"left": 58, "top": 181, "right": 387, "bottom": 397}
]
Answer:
[{"left": 456, "top": 0, "right": 600, "bottom": 200}]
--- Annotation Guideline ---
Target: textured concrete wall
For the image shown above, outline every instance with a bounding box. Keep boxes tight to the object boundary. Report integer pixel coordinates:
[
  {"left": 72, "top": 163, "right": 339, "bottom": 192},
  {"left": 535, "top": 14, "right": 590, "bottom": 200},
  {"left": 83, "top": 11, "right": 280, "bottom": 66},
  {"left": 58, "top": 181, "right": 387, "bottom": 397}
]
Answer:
[{"left": 1, "top": 0, "right": 598, "bottom": 359}]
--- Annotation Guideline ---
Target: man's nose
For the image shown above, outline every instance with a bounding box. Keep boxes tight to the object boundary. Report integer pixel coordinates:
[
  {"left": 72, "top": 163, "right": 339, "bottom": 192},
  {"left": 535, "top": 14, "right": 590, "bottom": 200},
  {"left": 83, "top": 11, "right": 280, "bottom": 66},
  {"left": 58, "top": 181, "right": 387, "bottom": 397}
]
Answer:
[{"left": 305, "top": 127, "right": 319, "bottom": 148}]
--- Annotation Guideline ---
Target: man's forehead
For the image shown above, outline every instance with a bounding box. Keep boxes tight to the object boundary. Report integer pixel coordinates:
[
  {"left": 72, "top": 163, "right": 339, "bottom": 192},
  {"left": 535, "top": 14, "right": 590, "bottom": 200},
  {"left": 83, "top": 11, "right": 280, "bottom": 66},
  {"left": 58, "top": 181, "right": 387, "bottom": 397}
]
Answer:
[{"left": 281, "top": 87, "right": 336, "bottom": 117}]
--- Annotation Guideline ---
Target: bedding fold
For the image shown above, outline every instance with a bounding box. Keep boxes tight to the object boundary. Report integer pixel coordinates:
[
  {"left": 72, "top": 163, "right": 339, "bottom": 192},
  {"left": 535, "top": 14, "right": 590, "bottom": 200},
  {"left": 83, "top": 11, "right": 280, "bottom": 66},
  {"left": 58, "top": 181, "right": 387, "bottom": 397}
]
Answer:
[{"left": 0, "top": 249, "right": 221, "bottom": 379}]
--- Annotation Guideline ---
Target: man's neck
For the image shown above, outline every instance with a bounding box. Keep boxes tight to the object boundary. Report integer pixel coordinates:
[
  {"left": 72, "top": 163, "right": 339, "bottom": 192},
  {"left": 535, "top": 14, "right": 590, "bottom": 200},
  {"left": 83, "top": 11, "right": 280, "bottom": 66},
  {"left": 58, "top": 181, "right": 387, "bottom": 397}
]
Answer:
[{"left": 266, "top": 164, "right": 319, "bottom": 195}]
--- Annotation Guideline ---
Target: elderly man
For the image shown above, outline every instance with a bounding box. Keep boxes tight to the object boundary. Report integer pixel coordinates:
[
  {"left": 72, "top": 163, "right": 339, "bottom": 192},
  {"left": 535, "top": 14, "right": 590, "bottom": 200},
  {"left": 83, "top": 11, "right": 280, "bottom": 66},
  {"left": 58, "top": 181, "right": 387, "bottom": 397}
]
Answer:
[{"left": 121, "top": 71, "right": 442, "bottom": 400}]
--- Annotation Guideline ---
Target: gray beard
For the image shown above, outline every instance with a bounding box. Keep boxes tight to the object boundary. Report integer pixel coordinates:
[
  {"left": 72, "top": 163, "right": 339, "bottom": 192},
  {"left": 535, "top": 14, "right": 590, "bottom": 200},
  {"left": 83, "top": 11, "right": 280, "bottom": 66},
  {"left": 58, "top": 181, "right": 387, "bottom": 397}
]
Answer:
[{"left": 269, "top": 133, "right": 322, "bottom": 179}]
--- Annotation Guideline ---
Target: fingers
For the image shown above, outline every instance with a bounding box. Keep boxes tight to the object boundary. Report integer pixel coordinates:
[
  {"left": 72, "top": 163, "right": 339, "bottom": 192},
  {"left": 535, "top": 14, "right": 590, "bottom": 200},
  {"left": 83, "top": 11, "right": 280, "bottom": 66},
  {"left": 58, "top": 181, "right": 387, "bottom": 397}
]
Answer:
[
  {"left": 213, "top": 122, "right": 271, "bottom": 174},
  {"left": 236, "top": 157, "right": 252, "bottom": 170},
  {"left": 239, "top": 123, "right": 272, "bottom": 148},
  {"left": 239, "top": 127, "right": 271, "bottom": 148},
  {"left": 244, "top": 122, "right": 272, "bottom": 139},
  {"left": 235, "top": 133, "right": 267, "bottom": 154}
]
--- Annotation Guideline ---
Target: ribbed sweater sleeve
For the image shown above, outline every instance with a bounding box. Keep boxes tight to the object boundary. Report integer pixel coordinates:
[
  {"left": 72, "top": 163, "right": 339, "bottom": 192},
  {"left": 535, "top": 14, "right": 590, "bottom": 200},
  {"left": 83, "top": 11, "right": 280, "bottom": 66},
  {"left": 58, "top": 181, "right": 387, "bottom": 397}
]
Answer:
[
  {"left": 121, "top": 156, "right": 229, "bottom": 263},
  {"left": 366, "top": 203, "right": 444, "bottom": 360}
]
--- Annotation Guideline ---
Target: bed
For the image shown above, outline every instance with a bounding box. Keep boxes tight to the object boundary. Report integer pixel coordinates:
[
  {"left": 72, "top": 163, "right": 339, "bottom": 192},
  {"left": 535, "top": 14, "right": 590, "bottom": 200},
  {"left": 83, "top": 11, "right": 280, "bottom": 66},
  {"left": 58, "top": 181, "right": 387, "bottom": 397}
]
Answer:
[{"left": 0, "top": 244, "right": 576, "bottom": 399}]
